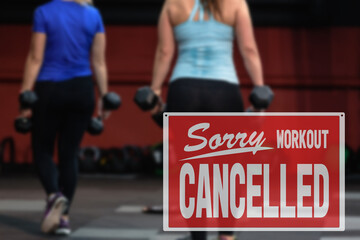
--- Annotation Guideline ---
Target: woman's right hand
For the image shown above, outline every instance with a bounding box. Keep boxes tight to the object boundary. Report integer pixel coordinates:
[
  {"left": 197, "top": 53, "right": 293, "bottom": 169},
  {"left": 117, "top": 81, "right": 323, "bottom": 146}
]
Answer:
[
  {"left": 151, "top": 88, "right": 161, "bottom": 97},
  {"left": 150, "top": 88, "right": 163, "bottom": 115},
  {"left": 97, "top": 97, "right": 111, "bottom": 120}
]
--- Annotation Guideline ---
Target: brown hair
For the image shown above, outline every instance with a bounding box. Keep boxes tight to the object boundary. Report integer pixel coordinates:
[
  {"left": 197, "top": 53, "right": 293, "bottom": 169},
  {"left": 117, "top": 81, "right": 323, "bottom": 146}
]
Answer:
[{"left": 200, "top": 0, "right": 221, "bottom": 17}]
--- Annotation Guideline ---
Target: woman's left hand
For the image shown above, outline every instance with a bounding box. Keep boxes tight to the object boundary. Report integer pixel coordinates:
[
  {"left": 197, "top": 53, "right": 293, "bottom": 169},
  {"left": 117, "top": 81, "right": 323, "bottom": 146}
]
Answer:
[{"left": 19, "top": 109, "right": 32, "bottom": 118}]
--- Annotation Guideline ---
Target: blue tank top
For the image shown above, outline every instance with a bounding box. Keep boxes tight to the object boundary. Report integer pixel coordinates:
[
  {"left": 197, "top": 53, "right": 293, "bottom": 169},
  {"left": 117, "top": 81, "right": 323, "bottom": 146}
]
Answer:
[
  {"left": 33, "top": 0, "right": 105, "bottom": 82},
  {"left": 170, "top": 0, "right": 239, "bottom": 85}
]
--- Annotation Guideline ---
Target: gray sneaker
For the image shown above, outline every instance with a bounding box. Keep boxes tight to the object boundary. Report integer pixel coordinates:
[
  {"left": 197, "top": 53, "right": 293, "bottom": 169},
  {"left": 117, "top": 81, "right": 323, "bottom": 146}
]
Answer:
[{"left": 41, "top": 193, "right": 68, "bottom": 234}]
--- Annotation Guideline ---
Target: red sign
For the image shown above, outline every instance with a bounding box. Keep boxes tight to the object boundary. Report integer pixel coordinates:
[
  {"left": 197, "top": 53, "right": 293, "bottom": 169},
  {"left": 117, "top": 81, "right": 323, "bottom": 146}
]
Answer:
[{"left": 163, "top": 113, "right": 345, "bottom": 231}]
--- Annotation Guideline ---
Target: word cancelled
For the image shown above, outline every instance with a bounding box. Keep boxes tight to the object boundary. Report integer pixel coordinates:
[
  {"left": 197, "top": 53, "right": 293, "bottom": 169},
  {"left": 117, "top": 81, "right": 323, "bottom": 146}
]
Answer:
[{"left": 164, "top": 114, "right": 344, "bottom": 231}]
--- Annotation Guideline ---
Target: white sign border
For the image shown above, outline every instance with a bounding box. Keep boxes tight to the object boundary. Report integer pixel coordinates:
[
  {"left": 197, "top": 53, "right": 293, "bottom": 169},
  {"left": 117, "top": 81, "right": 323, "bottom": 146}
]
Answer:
[{"left": 163, "top": 112, "right": 345, "bottom": 232}]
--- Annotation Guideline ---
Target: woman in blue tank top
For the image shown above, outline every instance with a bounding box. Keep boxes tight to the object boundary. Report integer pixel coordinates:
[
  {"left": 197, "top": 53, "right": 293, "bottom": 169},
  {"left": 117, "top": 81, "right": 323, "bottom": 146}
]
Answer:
[
  {"left": 150, "top": 0, "right": 265, "bottom": 239},
  {"left": 18, "top": 0, "right": 109, "bottom": 235}
]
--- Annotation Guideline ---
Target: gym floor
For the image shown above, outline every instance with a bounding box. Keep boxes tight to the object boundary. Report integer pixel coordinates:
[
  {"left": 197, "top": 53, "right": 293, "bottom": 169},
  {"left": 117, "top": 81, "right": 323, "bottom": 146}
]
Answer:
[{"left": 0, "top": 175, "right": 360, "bottom": 240}]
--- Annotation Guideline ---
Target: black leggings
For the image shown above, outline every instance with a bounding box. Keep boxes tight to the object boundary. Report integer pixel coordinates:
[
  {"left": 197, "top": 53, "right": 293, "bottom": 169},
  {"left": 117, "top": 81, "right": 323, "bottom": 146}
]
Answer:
[
  {"left": 32, "top": 76, "right": 95, "bottom": 214},
  {"left": 167, "top": 78, "right": 243, "bottom": 239}
]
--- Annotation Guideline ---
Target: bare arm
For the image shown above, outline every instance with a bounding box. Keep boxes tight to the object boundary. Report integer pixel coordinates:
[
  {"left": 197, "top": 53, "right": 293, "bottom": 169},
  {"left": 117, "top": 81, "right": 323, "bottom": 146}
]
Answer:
[
  {"left": 91, "top": 33, "right": 108, "bottom": 97},
  {"left": 20, "top": 33, "right": 46, "bottom": 92},
  {"left": 150, "top": 1, "right": 175, "bottom": 96},
  {"left": 235, "top": 0, "right": 264, "bottom": 86}
]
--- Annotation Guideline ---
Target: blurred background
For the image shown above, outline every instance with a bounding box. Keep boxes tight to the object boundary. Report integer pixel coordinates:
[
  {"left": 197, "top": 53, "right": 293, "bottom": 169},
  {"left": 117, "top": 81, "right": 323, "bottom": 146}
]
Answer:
[
  {"left": 0, "top": 0, "right": 359, "bottom": 239},
  {"left": 0, "top": 0, "right": 359, "bottom": 172}
]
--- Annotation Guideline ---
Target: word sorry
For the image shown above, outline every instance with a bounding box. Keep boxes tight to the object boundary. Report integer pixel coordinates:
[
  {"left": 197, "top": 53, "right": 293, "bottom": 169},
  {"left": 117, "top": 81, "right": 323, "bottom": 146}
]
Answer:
[{"left": 182, "top": 123, "right": 271, "bottom": 160}]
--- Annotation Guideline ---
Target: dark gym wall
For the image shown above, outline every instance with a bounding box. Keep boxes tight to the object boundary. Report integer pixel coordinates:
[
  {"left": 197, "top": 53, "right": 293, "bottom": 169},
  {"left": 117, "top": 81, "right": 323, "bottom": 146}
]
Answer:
[{"left": 1, "top": 0, "right": 360, "bottom": 26}]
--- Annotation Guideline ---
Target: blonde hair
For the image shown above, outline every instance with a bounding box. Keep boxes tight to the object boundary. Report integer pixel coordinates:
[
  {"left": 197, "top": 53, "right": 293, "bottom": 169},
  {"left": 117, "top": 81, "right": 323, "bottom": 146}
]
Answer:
[{"left": 74, "top": 0, "right": 93, "bottom": 5}]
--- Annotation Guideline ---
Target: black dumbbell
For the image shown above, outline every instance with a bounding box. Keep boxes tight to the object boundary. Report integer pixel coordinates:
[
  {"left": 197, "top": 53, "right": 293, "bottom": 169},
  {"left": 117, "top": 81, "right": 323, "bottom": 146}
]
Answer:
[
  {"left": 14, "top": 91, "right": 38, "bottom": 134},
  {"left": 134, "top": 87, "right": 159, "bottom": 111},
  {"left": 103, "top": 92, "right": 122, "bottom": 110},
  {"left": 87, "top": 117, "right": 104, "bottom": 136},
  {"left": 87, "top": 92, "right": 121, "bottom": 135},
  {"left": 249, "top": 85, "right": 274, "bottom": 109},
  {"left": 14, "top": 117, "right": 32, "bottom": 134},
  {"left": 19, "top": 91, "right": 38, "bottom": 109},
  {"left": 134, "top": 87, "right": 165, "bottom": 128}
]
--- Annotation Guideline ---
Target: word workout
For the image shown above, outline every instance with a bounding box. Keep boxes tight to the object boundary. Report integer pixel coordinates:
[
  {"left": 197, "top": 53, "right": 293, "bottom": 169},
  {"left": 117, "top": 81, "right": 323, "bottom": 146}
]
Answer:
[{"left": 164, "top": 113, "right": 344, "bottom": 231}]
